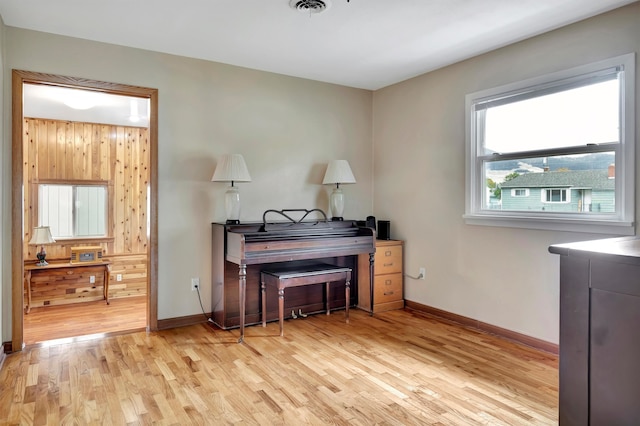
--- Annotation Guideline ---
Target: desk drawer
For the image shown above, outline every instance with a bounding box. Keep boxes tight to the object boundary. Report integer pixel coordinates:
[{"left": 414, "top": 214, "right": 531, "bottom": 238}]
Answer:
[
  {"left": 374, "top": 273, "right": 403, "bottom": 303},
  {"left": 375, "top": 245, "right": 402, "bottom": 275}
]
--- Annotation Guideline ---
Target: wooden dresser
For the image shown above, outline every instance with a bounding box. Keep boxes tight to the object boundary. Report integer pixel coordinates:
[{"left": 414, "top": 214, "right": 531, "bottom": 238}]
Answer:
[{"left": 358, "top": 239, "right": 404, "bottom": 313}]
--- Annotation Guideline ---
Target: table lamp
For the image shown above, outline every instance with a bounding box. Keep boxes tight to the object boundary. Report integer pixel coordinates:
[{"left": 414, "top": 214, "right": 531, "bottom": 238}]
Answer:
[
  {"left": 211, "top": 154, "right": 252, "bottom": 224},
  {"left": 322, "top": 160, "right": 356, "bottom": 221},
  {"left": 29, "top": 226, "right": 56, "bottom": 266}
]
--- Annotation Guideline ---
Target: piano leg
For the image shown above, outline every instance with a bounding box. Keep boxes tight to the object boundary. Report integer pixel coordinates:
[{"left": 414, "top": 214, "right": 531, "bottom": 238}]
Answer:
[
  {"left": 326, "top": 281, "right": 331, "bottom": 316},
  {"left": 345, "top": 270, "right": 351, "bottom": 324},
  {"left": 261, "top": 274, "right": 267, "bottom": 328},
  {"left": 238, "top": 264, "right": 247, "bottom": 343}
]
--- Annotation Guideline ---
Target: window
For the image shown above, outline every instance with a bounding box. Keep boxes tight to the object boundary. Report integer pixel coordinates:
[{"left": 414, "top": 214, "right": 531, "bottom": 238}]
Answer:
[
  {"left": 38, "top": 184, "right": 107, "bottom": 239},
  {"left": 465, "top": 54, "right": 635, "bottom": 234},
  {"left": 543, "top": 189, "right": 568, "bottom": 203}
]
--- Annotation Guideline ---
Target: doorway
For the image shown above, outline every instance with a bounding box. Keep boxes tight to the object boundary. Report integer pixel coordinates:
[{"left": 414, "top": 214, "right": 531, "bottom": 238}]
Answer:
[{"left": 11, "top": 70, "right": 158, "bottom": 350}]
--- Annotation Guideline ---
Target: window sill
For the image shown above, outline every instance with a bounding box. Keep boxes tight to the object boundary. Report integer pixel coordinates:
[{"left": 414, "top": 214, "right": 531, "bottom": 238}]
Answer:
[{"left": 463, "top": 214, "right": 634, "bottom": 235}]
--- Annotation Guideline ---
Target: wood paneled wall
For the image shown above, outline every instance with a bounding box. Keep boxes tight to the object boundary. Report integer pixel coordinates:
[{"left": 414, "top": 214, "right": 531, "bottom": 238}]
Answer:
[{"left": 23, "top": 118, "right": 149, "bottom": 300}]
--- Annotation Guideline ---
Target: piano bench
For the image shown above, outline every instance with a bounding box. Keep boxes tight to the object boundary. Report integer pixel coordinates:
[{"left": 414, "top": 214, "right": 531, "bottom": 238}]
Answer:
[{"left": 260, "top": 263, "right": 352, "bottom": 337}]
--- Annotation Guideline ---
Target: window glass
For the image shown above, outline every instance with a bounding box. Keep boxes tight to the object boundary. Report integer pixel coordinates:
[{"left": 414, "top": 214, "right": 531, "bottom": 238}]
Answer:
[
  {"left": 544, "top": 189, "right": 568, "bottom": 203},
  {"left": 482, "top": 79, "right": 619, "bottom": 154},
  {"left": 39, "top": 184, "right": 107, "bottom": 238}
]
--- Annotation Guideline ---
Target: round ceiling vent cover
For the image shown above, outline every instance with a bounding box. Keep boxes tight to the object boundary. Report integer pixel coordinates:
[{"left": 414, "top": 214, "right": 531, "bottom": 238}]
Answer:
[{"left": 290, "top": 0, "right": 331, "bottom": 14}]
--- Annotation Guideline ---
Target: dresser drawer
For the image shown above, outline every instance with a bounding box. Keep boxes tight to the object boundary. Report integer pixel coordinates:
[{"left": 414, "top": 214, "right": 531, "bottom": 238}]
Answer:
[
  {"left": 375, "top": 245, "right": 402, "bottom": 274},
  {"left": 374, "top": 273, "right": 403, "bottom": 303}
]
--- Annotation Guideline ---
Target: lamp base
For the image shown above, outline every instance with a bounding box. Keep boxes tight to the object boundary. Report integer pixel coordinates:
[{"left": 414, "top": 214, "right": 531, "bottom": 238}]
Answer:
[
  {"left": 331, "top": 217, "right": 344, "bottom": 221},
  {"left": 329, "top": 187, "right": 345, "bottom": 221},
  {"left": 224, "top": 185, "right": 242, "bottom": 225},
  {"left": 36, "top": 250, "right": 48, "bottom": 266}
]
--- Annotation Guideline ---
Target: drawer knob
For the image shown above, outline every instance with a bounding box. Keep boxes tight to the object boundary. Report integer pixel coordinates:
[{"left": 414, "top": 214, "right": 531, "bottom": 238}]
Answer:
[
  {"left": 384, "top": 291, "right": 395, "bottom": 296},
  {"left": 383, "top": 263, "right": 394, "bottom": 267}
]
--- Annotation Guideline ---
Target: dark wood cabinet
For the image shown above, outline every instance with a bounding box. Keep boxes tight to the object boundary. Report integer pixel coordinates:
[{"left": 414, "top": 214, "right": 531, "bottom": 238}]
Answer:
[{"left": 549, "top": 237, "right": 640, "bottom": 425}]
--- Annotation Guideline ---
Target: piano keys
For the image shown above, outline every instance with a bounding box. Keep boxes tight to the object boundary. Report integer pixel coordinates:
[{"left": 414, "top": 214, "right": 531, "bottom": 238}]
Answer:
[{"left": 211, "top": 216, "right": 375, "bottom": 342}]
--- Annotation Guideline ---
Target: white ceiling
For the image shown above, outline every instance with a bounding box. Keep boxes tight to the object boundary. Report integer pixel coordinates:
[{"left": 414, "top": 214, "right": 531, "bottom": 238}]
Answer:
[{"left": 1, "top": 0, "right": 637, "bottom": 91}]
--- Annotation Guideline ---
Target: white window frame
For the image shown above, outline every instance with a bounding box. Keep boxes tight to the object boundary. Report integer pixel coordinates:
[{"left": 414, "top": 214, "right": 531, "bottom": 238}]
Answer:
[
  {"left": 464, "top": 53, "right": 635, "bottom": 235},
  {"left": 542, "top": 188, "right": 570, "bottom": 204},
  {"left": 512, "top": 189, "right": 529, "bottom": 197}
]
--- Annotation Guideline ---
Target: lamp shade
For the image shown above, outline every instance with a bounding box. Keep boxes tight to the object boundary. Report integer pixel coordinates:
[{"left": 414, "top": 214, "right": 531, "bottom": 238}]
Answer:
[
  {"left": 322, "top": 160, "right": 356, "bottom": 185},
  {"left": 29, "top": 226, "right": 56, "bottom": 245},
  {"left": 211, "top": 154, "right": 251, "bottom": 183}
]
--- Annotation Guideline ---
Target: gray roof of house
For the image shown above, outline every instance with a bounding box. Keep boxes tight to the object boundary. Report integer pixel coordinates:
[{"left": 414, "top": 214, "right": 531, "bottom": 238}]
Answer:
[{"left": 500, "top": 170, "right": 614, "bottom": 190}]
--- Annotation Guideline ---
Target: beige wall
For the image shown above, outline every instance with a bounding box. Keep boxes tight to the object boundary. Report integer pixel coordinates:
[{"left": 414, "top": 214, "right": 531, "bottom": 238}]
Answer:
[
  {"left": 0, "top": 17, "right": 4, "bottom": 346},
  {"left": 373, "top": 2, "right": 640, "bottom": 344},
  {"left": 1, "top": 28, "right": 373, "bottom": 339}
]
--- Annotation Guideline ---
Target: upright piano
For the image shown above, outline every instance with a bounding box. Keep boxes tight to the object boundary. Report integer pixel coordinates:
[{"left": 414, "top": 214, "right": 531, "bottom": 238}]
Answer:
[{"left": 211, "top": 213, "right": 376, "bottom": 341}]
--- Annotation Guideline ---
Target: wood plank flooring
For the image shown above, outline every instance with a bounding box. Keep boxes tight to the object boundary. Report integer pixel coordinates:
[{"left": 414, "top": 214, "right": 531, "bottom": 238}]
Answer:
[
  {"left": 1, "top": 308, "right": 558, "bottom": 425},
  {"left": 23, "top": 296, "right": 147, "bottom": 346}
]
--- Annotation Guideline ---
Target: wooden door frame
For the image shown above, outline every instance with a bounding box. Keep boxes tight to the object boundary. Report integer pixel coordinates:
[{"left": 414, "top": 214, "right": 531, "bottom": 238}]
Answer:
[{"left": 11, "top": 70, "right": 159, "bottom": 351}]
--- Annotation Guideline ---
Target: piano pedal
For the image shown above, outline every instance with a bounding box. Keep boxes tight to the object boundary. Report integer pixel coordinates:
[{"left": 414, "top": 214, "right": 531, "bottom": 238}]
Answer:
[
  {"left": 291, "top": 310, "right": 298, "bottom": 319},
  {"left": 298, "top": 309, "right": 308, "bottom": 318}
]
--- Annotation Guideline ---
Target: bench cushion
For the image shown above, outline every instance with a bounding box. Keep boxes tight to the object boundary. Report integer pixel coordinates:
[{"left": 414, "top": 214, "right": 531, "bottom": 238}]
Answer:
[{"left": 261, "top": 262, "right": 351, "bottom": 280}]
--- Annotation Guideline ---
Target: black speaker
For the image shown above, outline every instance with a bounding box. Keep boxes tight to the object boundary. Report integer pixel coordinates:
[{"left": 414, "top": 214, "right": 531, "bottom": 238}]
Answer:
[
  {"left": 377, "top": 220, "right": 390, "bottom": 240},
  {"left": 366, "top": 216, "right": 376, "bottom": 230}
]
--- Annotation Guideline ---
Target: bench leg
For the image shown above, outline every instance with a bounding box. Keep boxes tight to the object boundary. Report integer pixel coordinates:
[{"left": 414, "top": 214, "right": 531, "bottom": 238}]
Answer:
[
  {"left": 261, "top": 275, "right": 266, "bottom": 328},
  {"left": 278, "top": 287, "right": 285, "bottom": 337}
]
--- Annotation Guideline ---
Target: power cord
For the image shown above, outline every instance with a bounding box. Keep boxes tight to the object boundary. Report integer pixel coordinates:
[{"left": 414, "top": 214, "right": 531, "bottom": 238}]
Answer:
[
  {"left": 194, "top": 284, "right": 214, "bottom": 323},
  {"left": 404, "top": 272, "right": 424, "bottom": 280}
]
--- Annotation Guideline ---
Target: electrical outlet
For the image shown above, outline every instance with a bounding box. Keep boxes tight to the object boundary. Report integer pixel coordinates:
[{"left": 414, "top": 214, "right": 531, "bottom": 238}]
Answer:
[
  {"left": 191, "top": 277, "right": 200, "bottom": 291},
  {"left": 418, "top": 267, "right": 426, "bottom": 280},
  {"left": 89, "top": 275, "right": 96, "bottom": 284},
  {"left": 116, "top": 274, "right": 122, "bottom": 282}
]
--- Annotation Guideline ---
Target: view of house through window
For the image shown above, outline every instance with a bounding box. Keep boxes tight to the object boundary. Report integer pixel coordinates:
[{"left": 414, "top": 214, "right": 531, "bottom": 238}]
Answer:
[
  {"left": 482, "top": 78, "right": 618, "bottom": 214},
  {"left": 38, "top": 184, "right": 107, "bottom": 238},
  {"left": 465, "top": 54, "right": 635, "bottom": 234}
]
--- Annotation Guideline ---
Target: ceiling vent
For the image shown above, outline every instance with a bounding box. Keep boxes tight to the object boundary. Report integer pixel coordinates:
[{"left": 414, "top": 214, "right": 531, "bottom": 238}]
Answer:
[{"left": 290, "top": 0, "right": 331, "bottom": 14}]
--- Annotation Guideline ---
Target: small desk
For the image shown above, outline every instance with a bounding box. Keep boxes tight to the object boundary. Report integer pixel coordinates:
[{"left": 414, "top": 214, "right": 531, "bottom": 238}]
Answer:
[
  {"left": 260, "top": 262, "right": 352, "bottom": 337},
  {"left": 24, "top": 261, "right": 112, "bottom": 313}
]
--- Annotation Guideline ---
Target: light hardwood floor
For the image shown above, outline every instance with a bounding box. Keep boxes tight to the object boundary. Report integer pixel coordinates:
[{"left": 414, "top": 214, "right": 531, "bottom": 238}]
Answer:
[
  {"left": 1, "top": 308, "right": 558, "bottom": 425},
  {"left": 23, "top": 296, "right": 147, "bottom": 346}
]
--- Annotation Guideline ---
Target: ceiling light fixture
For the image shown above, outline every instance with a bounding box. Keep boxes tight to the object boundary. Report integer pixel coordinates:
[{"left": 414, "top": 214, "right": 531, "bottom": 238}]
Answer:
[
  {"left": 63, "top": 95, "right": 97, "bottom": 110},
  {"left": 61, "top": 88, "right": 101, "bottom": 110}
]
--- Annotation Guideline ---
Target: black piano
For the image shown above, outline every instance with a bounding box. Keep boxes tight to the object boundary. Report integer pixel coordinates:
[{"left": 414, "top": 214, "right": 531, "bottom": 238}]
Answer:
[{"left": 211, "top": 210, "right": 376, "bottom": 341}]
